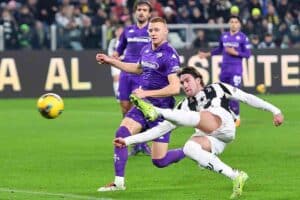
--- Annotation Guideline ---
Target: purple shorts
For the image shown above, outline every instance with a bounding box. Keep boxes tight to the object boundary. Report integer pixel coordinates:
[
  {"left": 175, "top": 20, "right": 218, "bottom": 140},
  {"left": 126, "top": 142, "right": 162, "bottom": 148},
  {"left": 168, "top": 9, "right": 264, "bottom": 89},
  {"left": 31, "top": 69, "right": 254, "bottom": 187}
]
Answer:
[
  {"left": 117, "top": 72, "right": 140, "bottom": 101},
  {"left": 219, "top": 73, "right": 242, "bottom": 88},
  {"left": 126, "top": 107, "right": 171, "bottom": 143}
]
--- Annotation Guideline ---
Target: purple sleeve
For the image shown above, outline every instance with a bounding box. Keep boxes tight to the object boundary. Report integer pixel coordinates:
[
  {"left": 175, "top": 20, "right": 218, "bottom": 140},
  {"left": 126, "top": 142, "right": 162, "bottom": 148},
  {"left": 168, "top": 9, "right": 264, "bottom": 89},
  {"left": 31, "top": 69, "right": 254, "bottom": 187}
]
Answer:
[
  {"left": 237, "top": 35, "right": 251, "bottom": 58},
  {"left": 116, "top": 29, "right": 127, "bottom": 55},
  {"left": 210, "top": 35, "right": 223, "bottom": 56},
  {"left": 165, "top": 52, "right": 180, "bottom": 75}
]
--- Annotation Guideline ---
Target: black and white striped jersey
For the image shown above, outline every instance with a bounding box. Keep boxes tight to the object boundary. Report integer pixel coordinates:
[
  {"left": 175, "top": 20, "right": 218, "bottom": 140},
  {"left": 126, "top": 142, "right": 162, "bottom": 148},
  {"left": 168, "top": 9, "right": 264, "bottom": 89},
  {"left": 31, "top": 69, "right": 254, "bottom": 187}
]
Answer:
[{"left": 176, "top": 82, "right": 281, "bottom": 115}]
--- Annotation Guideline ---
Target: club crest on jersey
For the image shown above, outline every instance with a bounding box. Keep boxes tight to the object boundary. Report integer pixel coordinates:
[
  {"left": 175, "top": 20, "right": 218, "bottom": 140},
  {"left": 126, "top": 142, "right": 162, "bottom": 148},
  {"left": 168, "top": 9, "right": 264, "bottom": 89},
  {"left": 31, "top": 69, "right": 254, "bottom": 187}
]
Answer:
[
  {"left": 236, "top": 35, "right": 241, "bottom": 40},
  {"left": 129, "top": 29, "right": 134, "bottom": 33},
  {"left": 156, "top": 52, "right": 163, "bottom": 58}
]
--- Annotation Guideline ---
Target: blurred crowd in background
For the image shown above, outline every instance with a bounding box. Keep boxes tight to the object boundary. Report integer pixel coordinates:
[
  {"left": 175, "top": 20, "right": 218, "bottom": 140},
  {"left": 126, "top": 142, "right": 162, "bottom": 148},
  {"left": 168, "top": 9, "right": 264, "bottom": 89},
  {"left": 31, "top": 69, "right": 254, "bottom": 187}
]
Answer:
[{"left": 0, "top": 0, "right": 299, "bottom": 50}]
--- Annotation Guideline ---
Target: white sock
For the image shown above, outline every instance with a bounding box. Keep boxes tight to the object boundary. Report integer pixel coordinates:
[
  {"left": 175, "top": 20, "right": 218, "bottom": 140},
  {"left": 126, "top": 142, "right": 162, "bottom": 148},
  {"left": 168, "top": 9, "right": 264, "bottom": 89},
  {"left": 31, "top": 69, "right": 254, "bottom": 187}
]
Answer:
[
  {"left": 114, "top": 176, "right": 124, "bottom": 186},
  {"left": 155, "top": 107, "right": 200, "bottom": 127},
  {"left": 113, "top": 82, "right": 119, "bottom": 97},
  {"left": 183, "top": 140, "right": 238, "bottom": 180}
]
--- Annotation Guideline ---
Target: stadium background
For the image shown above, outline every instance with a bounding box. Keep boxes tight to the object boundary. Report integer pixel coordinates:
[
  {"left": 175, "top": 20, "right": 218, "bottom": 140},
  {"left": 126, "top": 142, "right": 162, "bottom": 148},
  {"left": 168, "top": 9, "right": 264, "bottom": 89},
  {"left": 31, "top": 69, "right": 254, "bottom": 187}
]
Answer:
[{"left": 0, "top": 0, "right": 299, "bottom": 200}]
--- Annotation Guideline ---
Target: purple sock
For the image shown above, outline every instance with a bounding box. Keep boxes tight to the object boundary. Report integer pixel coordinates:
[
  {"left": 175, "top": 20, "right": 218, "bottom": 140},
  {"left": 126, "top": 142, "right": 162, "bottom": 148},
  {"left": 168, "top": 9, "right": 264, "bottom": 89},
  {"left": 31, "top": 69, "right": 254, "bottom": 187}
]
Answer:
[
  {"left": 152, "top": 148, "right": 185, "bottom": 168},
  {"left": 114, "top": 126, "right": 131, "bottom": 177}
]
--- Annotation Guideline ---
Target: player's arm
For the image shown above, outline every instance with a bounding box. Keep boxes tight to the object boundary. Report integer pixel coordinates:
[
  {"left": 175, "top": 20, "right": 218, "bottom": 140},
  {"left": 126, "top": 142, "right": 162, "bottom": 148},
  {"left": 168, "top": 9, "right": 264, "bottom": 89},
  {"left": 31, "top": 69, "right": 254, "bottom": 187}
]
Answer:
[
  {"left": 114, "top": 121, "right": 177, "bottom": 148},
  {"left": 140, "top": 73, "right": 181, "bottom": 98},
  {"left": 96, "top": 53, "right": 142, "bottom": 74},
  {"left": 219, "top": 83, "right": 284, "bottom": 126},
  {"left": 210, "top": 35, "right": 224, "bottom": 55},
  {"left": 237, "top": 36, "right": 251, "bottom": 58}
]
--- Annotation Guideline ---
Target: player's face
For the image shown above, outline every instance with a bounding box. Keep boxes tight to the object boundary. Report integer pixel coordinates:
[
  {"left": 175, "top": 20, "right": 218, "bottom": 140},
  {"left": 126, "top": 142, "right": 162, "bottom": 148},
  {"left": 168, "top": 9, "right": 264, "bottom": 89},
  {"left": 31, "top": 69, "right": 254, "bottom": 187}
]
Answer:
[
  {"left": 229, "top": 18, "right": 241, "bottom": 33},
  {"left": 135, "top": 4, "right": 151, "bottom": 24},
  {"left": 180, "top": 74, "right": 202, "bottom": 97},
  {"left": 148, "top": 22, "right": 168, "bottom": 47}
]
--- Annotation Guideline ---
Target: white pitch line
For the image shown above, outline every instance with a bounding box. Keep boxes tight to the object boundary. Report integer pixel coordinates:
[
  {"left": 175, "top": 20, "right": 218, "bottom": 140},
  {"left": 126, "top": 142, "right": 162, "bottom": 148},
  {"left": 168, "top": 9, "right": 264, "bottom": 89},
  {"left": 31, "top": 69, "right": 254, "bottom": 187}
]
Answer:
[{"left": 0, "top": 187, "right": 113, "bottom": 200}]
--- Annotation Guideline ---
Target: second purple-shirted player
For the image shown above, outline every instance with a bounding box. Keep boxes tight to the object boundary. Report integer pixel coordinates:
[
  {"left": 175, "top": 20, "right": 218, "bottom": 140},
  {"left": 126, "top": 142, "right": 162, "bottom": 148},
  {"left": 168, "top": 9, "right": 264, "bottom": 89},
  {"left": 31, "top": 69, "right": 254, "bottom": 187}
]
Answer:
[
  {"left": 116, "top": 24, "right": 150, "bottom": 102},
  {"left": 114, "top": 0, "right": 152, "bottom": 155},
  {"left": 200, "top": 16, "right": 251, "bottom": 125}
]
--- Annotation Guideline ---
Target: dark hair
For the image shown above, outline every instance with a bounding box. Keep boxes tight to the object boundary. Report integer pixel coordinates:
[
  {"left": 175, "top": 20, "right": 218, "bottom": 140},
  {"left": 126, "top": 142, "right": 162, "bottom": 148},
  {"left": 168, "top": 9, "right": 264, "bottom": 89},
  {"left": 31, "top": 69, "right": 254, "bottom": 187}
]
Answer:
[
  {"left": 134, "top": 0, "right": 152, "bottom": 12},
  {"left": 177, "top": 66, "right": 204, "bottom": 87},
  {"left": 228, "top": 15, "right": 242, "bottom": 23}
]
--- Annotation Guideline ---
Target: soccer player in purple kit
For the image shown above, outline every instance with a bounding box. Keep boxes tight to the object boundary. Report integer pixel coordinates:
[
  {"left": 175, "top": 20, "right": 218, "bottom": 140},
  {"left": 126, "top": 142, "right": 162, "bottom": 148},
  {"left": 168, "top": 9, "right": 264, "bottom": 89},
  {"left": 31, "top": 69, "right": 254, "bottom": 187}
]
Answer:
[
  {"left": 96, "top": 17, "right": 184, "bottom": 192},
  {"left": 199, "top": 16, "right": 251, "bottom": 127},
  {"left": 113, "top": 0, "right": 152, "bottom": 155}
]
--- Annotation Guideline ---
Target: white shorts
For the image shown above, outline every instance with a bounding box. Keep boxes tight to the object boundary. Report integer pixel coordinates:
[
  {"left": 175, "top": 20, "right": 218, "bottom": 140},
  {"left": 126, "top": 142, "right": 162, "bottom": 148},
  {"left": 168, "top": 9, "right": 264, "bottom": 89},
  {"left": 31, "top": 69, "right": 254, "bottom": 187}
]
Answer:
[
  {"left": 191, "top": 107, "right": 236, "bottom": 155},
  {"left": 111, "top": 66, "right": 121, "bottom": 77}
]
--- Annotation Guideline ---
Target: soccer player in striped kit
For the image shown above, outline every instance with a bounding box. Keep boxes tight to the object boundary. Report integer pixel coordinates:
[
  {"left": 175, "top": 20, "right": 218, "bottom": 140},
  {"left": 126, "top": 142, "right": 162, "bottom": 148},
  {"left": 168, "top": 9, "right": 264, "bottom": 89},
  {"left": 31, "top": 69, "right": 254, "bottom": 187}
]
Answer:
[{"left": 116, "top": 67, "right": 283, "bottom": 199}]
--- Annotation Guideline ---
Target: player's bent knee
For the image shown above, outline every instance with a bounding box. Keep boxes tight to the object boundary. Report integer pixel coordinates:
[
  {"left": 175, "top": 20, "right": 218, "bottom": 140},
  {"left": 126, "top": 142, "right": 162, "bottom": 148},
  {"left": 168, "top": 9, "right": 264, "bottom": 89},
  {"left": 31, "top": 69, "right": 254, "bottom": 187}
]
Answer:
[
  {"left": 115, "top": 126, "right": 131, "bottom": 138},
  {"left": 152, "top": 158, "right": 168, "bottom": 168},
  {"left": 183, "top": 140, "right": 200, "bottom": 157}
]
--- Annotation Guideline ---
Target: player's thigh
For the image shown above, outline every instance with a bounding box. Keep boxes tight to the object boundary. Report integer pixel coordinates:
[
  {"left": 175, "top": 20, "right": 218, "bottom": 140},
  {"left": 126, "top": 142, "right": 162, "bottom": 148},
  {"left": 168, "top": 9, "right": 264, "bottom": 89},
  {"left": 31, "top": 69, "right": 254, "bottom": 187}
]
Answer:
[
  {"left": 120, "top": 117, "right": 143, "bottom": 135},
  {"left": 118, "top": 73, "right": 131, "bottom": 101},
  {"left": 190, "top": 135, "right": 226, "bottom": 155},
  {"left": 151, "top": 142, "right": 169, "bottom": 159},
  {"left": 197, "top": 111, "right": 222, "bottom": 133}
]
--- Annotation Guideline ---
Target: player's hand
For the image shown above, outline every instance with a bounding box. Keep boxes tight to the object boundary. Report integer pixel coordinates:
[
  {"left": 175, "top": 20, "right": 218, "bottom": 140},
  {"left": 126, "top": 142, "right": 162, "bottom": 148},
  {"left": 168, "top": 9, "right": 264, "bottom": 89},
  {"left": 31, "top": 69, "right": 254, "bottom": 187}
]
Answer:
[
  {"left": 198, "top": 51, "right": 210, "bottom": 59},
  {"left": 112, "top": 51, "right": 120, "bottom": 59},
  {"left": 273, "top": 113, "right": 284, "bottom": 127},
  {"left": 113, "top": 137, "right": 126, "bottom": 148},
  {"left": 132, "top": 88, "right": 148, "bottom": 98},
  {"left": 225, "top": 47, "right": 238, "bottom": 56},
  {"left": 96, "top": 53, "right": 111, "bottom": 64}
]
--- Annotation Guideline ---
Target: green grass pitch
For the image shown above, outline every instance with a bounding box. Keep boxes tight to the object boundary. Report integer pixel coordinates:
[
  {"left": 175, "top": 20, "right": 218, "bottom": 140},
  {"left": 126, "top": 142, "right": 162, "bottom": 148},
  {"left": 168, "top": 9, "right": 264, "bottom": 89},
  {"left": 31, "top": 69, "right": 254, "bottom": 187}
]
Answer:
[{"left": 0, "top": 94, "right": 299, "bottom": 200}]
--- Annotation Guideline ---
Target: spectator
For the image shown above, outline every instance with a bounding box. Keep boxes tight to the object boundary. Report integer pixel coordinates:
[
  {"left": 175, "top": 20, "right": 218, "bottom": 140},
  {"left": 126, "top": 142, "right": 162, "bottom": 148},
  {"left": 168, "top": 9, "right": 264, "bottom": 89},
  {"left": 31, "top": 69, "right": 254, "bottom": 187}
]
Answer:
[
  {"left": 190, "top": 7, "right": 207, "bottom": 24},
  {"left": 280, "top": 35, "right": 291, "bottom": 49},
  {"left": 193, "top": 29, "right": 208, "bottom": 48},
  {"left": 258, "top": 33, "right": 276, "bottom": 49},
  {"left": 0, "top": 9, "right": 18, "bottom": 49},
  {"left": 250, "top": 34, "right": 260, "bottom": 49},
  {"left": 163, "top": 6, "right": 177, "bottom": 24}
]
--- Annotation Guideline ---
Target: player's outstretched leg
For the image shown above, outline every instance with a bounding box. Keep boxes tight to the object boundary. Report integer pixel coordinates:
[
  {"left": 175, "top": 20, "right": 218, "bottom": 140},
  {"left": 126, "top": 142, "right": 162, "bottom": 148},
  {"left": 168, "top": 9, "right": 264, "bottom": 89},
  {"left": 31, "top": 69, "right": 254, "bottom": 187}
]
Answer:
[
  {"left": 230, "top": 171, "right": 249, "bottom": 199},
  {"left": 130, "top": 94, "right": 158, "bottom": 121}
]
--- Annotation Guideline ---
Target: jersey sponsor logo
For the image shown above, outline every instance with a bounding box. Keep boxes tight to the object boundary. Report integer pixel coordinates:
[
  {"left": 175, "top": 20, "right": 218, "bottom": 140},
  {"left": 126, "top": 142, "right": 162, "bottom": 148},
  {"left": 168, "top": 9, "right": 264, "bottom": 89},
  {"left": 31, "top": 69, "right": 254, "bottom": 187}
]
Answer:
[
  {"left": 127, "top": 37, "right": 150, "bottom": 43},
  {"left": 223, "top": 42, "right": 239, "bottom": 47},
  {"left": 141, "top": 61, "right": 159, "bottom": 69}
]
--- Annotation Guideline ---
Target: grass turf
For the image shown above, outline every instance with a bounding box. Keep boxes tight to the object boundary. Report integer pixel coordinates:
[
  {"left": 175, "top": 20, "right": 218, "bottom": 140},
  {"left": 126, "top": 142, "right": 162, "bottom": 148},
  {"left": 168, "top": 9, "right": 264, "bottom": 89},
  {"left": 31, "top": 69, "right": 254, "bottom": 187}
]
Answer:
[{"left": 0, "top": 94, "right": 299, "bottom": 200}]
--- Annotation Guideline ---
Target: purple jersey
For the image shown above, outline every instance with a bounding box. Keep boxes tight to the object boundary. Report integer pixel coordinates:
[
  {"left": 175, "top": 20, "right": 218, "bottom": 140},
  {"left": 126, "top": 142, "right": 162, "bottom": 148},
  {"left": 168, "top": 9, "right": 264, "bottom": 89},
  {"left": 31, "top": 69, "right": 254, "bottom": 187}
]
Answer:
[
  {"left": 211, "top": 31, "right": 251, "bottom": 75},
  {"left": 116, "top": 24, "right": 150, "bottom": 63},
  {"left": 138, "top": 42, "right": 180, "bottom": 108}
]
